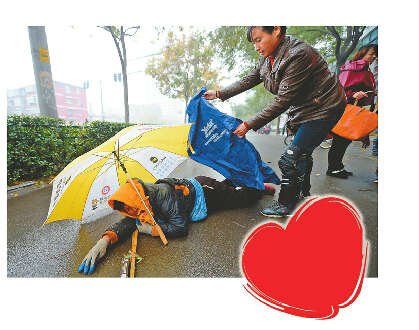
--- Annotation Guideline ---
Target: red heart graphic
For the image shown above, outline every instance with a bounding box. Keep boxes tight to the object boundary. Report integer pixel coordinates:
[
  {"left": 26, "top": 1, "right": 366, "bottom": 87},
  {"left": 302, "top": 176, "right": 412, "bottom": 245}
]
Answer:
[{"left": 241, "top": 196, "right": 368, "bottom": 319}]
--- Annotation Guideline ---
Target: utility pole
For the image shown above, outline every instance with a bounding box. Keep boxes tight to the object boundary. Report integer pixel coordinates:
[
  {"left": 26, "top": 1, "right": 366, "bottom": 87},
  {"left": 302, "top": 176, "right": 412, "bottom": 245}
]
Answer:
[{"left": 28, "top": 26, "right": 58, "bottom": 119}]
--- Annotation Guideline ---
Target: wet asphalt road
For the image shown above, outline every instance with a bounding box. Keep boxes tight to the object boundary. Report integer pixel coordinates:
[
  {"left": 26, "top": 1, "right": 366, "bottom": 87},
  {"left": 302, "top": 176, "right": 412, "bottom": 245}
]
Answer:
[{"left": 7, "top": 132, "right": 378, "bottom": 278}]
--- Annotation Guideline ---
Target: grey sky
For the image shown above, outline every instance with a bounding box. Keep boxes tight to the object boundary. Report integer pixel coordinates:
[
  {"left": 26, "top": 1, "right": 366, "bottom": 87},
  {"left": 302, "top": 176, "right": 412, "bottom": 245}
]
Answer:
[{"left": 4, "top": 25, "right": 244, "bottom": 123}]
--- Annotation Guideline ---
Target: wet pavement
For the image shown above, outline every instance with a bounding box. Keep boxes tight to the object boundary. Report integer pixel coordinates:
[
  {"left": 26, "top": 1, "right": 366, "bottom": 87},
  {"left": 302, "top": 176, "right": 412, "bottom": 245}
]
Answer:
[{"left": 7, "top": 132, "right": 378, "bottom": 278}]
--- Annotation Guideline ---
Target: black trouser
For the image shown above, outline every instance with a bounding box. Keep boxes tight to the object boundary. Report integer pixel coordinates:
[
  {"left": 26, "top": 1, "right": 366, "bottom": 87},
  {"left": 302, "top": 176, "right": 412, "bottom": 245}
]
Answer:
[
  {"left": 194, "top": 176, "right": 264, "bottom": 213},
  {"left": 328, "top": 133, "right": 352, "bottom": 171}
]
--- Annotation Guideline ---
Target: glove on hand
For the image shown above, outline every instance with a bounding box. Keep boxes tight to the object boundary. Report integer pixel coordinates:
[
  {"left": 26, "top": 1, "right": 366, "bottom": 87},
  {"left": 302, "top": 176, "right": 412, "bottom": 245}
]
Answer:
[
  {"left": 136, "top": 220, "right": 153, "bottom": 235},
  {"left": 78, "top": 237, "right": 109, "bottom": 275}
]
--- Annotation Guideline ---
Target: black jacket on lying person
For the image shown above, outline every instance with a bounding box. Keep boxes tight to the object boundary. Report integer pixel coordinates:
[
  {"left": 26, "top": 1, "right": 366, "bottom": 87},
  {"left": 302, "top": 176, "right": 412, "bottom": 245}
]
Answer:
[
  {"left": 103, "top": 176, "right": 265, "bottom": 244},
  {"left": 106, "top": 178, "right": 196, "bottom": 241}
]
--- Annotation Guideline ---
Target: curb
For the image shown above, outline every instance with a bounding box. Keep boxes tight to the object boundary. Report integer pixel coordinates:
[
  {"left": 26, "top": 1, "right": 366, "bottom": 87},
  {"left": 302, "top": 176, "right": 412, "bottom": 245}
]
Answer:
[
  {"left": 7, "top": 181, "right": 36, "bottom": 192},
  {"left": 7, "top": 181, "right": 52, "bottom": 200}
]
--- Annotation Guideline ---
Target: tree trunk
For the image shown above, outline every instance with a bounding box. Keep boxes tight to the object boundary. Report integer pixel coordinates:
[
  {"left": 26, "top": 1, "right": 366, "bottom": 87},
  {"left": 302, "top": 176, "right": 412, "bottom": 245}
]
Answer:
[
  {"left": 334, "top": 26, "right": 366, "bottom": 76},
  {"left": 335, "top": 57, "right": 346, "bottom": 75},
  {"left": 122, "top": 64, "right": 129, "bottom": 123},
  {"left": 106, "top": 26, "right": 130, "bottom": 124},
  {"left": 121, "top": 29, "right": 129, "bottom": 124},
  {"left": 184, "top": 98, "right": 189, "bottom": 123}
]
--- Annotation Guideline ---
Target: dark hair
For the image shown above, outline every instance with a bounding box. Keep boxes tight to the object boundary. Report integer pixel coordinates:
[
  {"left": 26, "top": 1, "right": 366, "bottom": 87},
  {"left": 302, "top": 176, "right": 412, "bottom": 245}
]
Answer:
[
  {"left": 113, "top": 200, "right": 125, "bottom": 211},
  {"left": 352, "top": 44, "right": 378, "bottom": 61},
  {"left": 246, "top": 26, "right": 287, "bottom": 42}
]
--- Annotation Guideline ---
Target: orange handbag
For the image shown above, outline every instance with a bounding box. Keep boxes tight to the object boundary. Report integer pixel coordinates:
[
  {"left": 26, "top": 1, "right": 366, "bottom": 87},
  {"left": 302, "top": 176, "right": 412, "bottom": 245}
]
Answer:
[{"left": 331, "top": 98, "right": 378, "bottom": 140}]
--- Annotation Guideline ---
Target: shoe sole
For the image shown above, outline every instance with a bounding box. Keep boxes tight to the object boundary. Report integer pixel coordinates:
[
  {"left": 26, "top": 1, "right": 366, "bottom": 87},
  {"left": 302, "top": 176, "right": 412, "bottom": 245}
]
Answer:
[
  {"left": 260, "top": 210, "right": 289, "bottom": 218},
  {"left": 326, "top": 173, "right": 348, "bottom": 179}
]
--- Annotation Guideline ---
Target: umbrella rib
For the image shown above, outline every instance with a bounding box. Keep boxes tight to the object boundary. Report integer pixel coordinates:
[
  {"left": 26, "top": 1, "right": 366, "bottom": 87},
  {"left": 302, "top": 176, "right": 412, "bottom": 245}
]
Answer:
[
  {"left": 60, "top": 152, "right": 109, "bottom": 176},
  {"left": 118, "top": 153, "right": 141, "bottom": 168},
  {"left": 114, "top": 153, "right": 157, "bottom": 181},
  {"left": 80, "top": 159, "right": 110, "bottom": 173},
  {"left": 72, "top": 154, "right": 113, "bottom": 177},
  {"left": 122, "top": 148, "right": 144, "bottom": 159},
  {"left": 91, "top": 152, "right": 112, "bottom": 160},
  {"left": 75, "top": 163, "right": 105, "bottom": 176},
  {"left": 92, "top": 152, "right": 140, "bottom": 179},
  {"left": 124, "top": 145, "right": 186, "bottom": 158},
  {"left": 80, "top": 154, "right": 131, "bottom": 178},
  {"left": 116, "top": 135, "right": 144, "bottom": 150},
  {"left": 93, "top": 160, "right": 118, "bottom": 180}
]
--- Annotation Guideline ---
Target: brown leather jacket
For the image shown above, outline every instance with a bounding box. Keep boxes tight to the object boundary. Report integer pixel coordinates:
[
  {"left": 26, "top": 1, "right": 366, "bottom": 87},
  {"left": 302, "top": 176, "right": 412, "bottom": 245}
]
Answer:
[{"left": 219, "top": 36, "right": 347, "bottom": 131}]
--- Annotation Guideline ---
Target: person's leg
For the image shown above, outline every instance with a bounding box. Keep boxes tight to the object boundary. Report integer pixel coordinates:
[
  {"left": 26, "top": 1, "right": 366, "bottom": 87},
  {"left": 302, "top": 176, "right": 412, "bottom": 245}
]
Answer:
[
  {"left": 261, "top": 114, "right": 342, "bottom": 217},
  {"left": 292, "top": 118, "right": 341, "bottom": 195},
  {"left": 373, "top": 136, "right": 378, "bottom": 182},
  {"left": 301, "top": 153, "right": 313, "bottom": 197},
  {"left": 194, "top": 176, "right": 264, "bottom": 213},
  {"left": 327, "top": 133, "right": 353, "bottom": 178},
  {"left": 372, "top": 136, "right": 378, "bottom": 156}
]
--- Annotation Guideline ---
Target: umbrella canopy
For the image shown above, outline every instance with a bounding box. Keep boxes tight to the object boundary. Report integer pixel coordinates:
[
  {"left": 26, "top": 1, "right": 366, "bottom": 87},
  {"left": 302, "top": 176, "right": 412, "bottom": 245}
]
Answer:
[{"left": 45, "top": 124, "right": 192, "bottom": 224}]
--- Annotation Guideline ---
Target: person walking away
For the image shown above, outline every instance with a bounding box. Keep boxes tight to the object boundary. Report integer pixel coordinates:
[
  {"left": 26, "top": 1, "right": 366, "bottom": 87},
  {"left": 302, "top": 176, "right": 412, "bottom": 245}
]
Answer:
[
  {"left": 203, "top": 26, "right": 346, "bottom": 217},
  {"left": 326, "top": 44, "right": 378, "bottom": 179}
]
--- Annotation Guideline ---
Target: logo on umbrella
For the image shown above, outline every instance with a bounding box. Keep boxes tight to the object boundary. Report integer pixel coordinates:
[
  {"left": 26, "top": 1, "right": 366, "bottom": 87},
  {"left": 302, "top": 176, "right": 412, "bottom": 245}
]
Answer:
[
  {"left": 92, "top": 199, "right": 99, "bottom": 210},
  {"left": 150, "top": 156, "right": 158, "bottom": 163},
  {"left": 65, "top": 176, "right": 72, "bottom": 186},
  {"left": 102, "top": 185, "right": 110, "bottom": 195}
]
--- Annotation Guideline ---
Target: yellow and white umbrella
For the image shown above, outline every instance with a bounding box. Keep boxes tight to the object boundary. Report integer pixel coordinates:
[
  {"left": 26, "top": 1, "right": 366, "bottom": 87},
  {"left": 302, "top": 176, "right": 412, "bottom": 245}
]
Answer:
[{"left": 44, "top": 124, "right": 192, "bottom": 225}]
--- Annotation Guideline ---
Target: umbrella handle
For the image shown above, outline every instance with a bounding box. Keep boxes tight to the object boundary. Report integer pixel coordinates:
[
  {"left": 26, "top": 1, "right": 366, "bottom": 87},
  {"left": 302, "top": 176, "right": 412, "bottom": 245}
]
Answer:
[
  {"left": 112, "top": 150, "right": 169, "bottom": 246},
  {"left": 129, "top": 229, "right": 139, "bottom": 278},
  {"left": 154, "top": 224, "right": 168, "bottom": 245}
]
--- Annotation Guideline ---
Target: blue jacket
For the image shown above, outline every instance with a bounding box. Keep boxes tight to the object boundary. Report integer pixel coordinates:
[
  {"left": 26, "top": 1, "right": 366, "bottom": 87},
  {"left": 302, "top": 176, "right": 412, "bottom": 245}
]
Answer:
[{"left": 186, "top": 87, "right": 280, "bottom": 190}]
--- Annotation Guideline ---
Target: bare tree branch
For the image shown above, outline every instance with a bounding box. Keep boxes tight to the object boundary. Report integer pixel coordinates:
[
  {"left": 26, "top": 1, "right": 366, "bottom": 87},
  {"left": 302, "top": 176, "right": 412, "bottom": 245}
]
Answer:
[
  {"left": 101, "top": 25, "right": 137, "bottom": 123},
  {"left": 353, "top": 26, "right": 366, "bottom": 41},
  {"left": 297, "top": 28, "right": 336, "bottom": 38},
  {"left": 103, "top": 26, "right": 120, "bottom": 41},
  {"left": 326, "top": 26, "right": 341, "bottom": 41},
  {"left": 124, "top": 26, "right": 141, "bottom": 37},
  {"left": 326, "top": 26, "right": 342, "bottom": 60},
  {"left": 346, "top": 26, "right": 353, "bottom": 42},
  {"left": 120, "top": 26, "right": 127, "bottom": 69},
  {"left": 340, "top": 26, "right": 353, "bottom": 56},
  {"left": 106, "top": 26, "right": 125, "bottom": 68},
  {"left": 341, "top": 26, "right": 366, "bottom": 62}
]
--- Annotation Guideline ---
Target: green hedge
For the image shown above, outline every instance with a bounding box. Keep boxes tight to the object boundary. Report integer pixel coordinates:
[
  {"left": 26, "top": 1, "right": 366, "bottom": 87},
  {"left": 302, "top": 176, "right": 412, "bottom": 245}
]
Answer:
[{"left": 7, "top": 115, "right": 133, "bottom": 185}]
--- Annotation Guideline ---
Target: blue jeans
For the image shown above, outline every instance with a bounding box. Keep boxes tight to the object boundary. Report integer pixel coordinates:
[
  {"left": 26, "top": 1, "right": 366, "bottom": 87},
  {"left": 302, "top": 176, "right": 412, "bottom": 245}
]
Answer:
[
  {"left": 290, "top": 110, "right": 343, "bottom": 194},
  {"left": 292, "top": 112, "right": 342, "bottom": 154}
]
